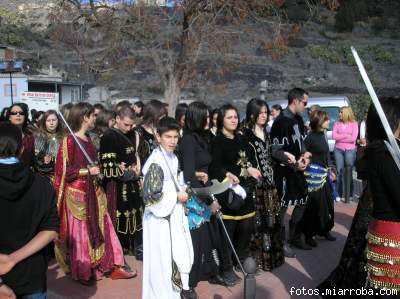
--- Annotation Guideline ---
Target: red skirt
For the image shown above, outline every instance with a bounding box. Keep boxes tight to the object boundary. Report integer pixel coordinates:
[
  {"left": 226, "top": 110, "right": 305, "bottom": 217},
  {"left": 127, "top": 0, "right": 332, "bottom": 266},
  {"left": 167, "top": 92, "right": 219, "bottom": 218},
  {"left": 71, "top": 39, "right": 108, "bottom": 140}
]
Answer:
[{"left": 366, "top": 219, "right": 400, "bottom": 290}]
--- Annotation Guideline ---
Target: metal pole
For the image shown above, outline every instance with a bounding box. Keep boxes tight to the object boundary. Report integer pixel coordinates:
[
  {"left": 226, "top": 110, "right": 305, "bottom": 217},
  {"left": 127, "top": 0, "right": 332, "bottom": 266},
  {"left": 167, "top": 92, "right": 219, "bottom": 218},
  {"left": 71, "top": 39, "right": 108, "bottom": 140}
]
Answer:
[
  {"left": 9, "top": 72, "right": 13, "bottom": 105},
  {"left": 215, "top": 210, "right": 257, "bottom": 299}
]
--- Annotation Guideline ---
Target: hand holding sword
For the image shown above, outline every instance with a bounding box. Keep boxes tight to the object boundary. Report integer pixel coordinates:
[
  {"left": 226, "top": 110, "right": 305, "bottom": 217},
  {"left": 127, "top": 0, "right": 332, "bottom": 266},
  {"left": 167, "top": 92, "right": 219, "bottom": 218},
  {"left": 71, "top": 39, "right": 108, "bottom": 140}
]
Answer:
[{"left": 58, "top": 111, "right": 104, "bottom": 180}]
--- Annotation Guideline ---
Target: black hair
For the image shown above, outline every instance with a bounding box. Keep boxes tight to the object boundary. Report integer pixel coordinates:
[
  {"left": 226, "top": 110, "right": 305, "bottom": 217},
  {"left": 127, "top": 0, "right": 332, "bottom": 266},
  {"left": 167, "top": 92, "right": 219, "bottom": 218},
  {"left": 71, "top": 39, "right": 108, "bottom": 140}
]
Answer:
[
  {"left": 367, "top": 96, "right": 400, "bottom": 142},
  {"left": 0, "top": 122, "right": 22, "bottom": 158},
  {"left": 142, "top": 99, "right": 167, "bottom": 127},
  {"left": 271, "top": 104, "right": 283, "bottom": 112},
  {"left": 184, "top": 101, "right": 208, "bottom": 133},
  {"left": 175, "top": 103, "right": 188, "bottom": 126},
  {"left": 93, "top": 103, "right": 105, "bottom": 111},
  {"left": 246, "top": 98, "right": 269, "bottom": 129},
  {"left": 288, "top": 87, "right": 308, "bottom": 105},
  {"left": 6, "top": 103, "right": 30, "bottom": 132},
  {"left": 33, "top": 110, "right": 44, "bottom": 122},
  {"left": 134, "top": 101, "right": 144, "bottom": 108},
  {"left": 0, "top": 107, "right": 9, "bottom": 122},
  {"left": 157, "top": 116, "right": 180, "bottom": 136},
  {"left": 216, "top": 104, "right": 239, "bottom": 132},
  {"left": 134, "top": 101, "right": 144, "bottom": 117}
]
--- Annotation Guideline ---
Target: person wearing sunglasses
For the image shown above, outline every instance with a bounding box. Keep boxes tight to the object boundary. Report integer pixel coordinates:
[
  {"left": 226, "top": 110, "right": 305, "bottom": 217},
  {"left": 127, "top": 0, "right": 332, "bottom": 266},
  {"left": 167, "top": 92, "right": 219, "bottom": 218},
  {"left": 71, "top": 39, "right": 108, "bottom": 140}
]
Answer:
[
  {"left": 6, "top": 103, "right": 35, "bottom": 167},
  {"left": 270, "top": 87, "right": 312, "bottom": 255}
]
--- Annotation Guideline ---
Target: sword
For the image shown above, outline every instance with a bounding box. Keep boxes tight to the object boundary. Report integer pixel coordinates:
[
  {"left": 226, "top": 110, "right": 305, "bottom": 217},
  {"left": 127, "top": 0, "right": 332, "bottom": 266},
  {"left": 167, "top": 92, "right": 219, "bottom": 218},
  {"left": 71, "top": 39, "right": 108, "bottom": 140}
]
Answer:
[
  {"left": 351, "top": 46, "right": 400, "bottom": 171},
  {"left": 58, "top": 111, "right": 99, "bottom": 169},
  {"left": 190, "top": 178, "right": 231, "bottom": 197}
]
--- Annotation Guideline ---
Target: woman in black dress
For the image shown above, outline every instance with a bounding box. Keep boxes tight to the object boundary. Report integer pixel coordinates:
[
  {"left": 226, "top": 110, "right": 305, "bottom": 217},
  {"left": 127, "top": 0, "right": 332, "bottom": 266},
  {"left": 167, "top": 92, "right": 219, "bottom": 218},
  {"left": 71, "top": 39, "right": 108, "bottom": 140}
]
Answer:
[
  {"left": 243, "top": 98, "right": 284, "bottom": 271},
  {"left": 301, "top": 110, "right": 336, "bottom": 247},
  {"left": 179, "top": 101, "right": 224, "bottom": 296},
  {"left": 318, "top": 97, "right": 400, "bottom": 298},
  {"left": 363, "top": 97, "right": 400, "bottom": 296},
  {"left": 6, "top": 103, "right": 35, "bottom": 167},
  {"left": 209, "top": 104, "right": 262, "bottom": 283}
]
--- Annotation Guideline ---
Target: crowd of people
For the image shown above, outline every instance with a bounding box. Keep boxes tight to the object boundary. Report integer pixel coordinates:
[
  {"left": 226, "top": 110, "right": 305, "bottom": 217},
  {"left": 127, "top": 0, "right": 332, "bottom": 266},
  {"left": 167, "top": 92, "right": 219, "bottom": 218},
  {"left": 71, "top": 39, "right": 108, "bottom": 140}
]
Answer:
[{"left": 0, "top": 88, "right": 398, "bottom": 299}]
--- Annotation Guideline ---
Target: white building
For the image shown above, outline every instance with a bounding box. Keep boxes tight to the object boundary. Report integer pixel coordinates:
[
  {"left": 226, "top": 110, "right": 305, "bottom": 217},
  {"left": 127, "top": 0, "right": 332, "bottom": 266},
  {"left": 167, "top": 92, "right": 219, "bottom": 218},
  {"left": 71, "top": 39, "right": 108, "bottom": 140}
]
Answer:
[
  {"left": 0, "top": 73, "right": 28, "bottom": 112},
  {"left": 0, "top": 73, "right": 82, "bottom": 112}
]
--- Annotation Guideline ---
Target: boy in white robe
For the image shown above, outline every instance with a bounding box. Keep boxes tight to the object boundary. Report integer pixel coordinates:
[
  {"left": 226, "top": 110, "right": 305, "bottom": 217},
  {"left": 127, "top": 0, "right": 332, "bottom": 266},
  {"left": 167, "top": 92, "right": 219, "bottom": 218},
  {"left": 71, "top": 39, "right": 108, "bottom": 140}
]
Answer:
[{"left": 142, "top": 117, "right": 195, "bottom": 299}]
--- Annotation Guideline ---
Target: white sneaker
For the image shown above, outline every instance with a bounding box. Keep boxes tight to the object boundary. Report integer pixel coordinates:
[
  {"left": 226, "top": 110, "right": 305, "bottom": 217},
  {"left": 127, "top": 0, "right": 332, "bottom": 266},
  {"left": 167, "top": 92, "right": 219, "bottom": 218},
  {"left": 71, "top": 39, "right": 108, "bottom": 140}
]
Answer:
[{"left": 335, "top": 197, "right": 341, "bottom": 202}]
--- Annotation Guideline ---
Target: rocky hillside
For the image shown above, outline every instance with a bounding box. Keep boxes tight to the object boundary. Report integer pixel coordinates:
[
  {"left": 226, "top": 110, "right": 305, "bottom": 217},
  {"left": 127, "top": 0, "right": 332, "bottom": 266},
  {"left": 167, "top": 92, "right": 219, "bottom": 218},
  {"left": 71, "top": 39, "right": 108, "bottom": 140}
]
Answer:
[{"left": 1, "top": 0, "right": 399, "bottom": 118}]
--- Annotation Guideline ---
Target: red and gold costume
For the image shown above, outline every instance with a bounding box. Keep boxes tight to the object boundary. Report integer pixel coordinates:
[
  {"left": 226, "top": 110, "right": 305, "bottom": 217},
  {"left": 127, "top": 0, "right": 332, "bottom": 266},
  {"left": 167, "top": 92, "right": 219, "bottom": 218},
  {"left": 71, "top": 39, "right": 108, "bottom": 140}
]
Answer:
[
  {"left": 53, "top": 135, "right": 123, "bottom": 282},
  {"left": 366, "top": 219, "right": 400, "bottom": 290},
  {"left": 20, "top": 132, "right": 35, "bottom": 167}
]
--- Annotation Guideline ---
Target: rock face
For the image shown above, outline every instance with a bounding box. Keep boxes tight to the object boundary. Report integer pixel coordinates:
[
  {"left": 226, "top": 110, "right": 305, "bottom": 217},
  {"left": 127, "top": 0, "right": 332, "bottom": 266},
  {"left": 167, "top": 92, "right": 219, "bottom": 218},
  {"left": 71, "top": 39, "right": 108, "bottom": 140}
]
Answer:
[{"left": 1, "top": 1, "right": 400, "bottom": 116}]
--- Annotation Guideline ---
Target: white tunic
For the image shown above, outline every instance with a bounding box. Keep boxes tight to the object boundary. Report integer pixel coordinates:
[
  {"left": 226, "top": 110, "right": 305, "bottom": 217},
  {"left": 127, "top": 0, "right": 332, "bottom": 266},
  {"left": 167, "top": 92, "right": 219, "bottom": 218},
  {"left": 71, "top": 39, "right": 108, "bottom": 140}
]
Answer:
[{"left": 142, "top": 147, "right": 194, "bottom": 299}]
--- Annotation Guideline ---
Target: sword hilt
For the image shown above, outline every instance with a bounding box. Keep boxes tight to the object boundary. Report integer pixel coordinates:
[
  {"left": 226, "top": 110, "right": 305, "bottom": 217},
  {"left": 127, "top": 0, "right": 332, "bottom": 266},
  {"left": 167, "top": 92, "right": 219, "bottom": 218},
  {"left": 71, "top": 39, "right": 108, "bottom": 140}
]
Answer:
[{"left": 87, "top": 162, "right": 104, "bottom": 181}]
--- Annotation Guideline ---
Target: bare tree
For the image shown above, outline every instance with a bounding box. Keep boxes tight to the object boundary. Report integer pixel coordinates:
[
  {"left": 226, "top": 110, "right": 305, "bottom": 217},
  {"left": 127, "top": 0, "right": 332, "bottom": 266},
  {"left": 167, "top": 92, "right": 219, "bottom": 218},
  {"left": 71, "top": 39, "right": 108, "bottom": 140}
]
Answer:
[{"left": 49, "top": 0, "right": 283, "bottom": 114}]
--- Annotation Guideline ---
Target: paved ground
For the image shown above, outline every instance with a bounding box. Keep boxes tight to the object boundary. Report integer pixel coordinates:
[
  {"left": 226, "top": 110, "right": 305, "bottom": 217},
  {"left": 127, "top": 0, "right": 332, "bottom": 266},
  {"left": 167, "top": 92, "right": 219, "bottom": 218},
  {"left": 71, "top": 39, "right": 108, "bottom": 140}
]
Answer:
[{"left": 47, "top": 202, "right": 357, "bottom": 299}]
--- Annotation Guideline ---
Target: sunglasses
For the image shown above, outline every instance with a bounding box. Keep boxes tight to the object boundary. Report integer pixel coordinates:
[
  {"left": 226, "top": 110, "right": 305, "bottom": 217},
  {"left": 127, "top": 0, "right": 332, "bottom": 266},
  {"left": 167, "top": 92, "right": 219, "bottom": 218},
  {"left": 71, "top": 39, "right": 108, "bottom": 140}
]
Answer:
[{"left": 10, "top": 111, "right": 25, "bottom": 116}]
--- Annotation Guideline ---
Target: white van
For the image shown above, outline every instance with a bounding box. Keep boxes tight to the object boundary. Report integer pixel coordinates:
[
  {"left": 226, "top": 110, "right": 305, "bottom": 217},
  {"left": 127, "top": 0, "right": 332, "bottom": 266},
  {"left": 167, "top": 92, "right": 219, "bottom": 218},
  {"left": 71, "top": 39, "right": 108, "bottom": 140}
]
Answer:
[{"left": 267, "top": 96, "right": 350, "bottom": 152}]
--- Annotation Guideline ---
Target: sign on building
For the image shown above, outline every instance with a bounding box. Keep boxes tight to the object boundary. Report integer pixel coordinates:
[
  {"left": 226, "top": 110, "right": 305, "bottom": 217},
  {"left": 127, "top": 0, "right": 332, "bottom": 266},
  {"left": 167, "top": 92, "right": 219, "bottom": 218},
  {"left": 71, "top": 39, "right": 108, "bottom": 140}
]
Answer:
[{"left": 18, "top": 92, "right": 59, "bottom": 112}]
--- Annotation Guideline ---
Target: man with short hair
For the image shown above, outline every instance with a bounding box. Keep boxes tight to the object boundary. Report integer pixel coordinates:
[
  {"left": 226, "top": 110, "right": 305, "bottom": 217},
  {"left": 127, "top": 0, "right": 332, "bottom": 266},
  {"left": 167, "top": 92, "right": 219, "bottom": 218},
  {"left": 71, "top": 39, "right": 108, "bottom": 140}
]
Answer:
[
  {"left": 0, "top": 122, "right": 59, "bottom": 299},
  {"left": 142, "top": 117, "right": 194, "bottom": 299},
  {"left": 271, "top": 87, "right": 312, "bottom": 256},
  {"left": 267, "top": 104, "right": 283, "bottom": 132},
  {"left": 100, "top": 106, "right": 143, "bottom": 265}
]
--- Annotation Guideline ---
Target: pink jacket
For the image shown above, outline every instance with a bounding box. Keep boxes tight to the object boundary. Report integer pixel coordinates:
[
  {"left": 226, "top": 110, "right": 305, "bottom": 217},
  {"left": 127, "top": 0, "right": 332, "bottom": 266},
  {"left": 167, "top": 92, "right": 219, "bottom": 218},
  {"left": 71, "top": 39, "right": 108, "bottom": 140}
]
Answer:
[{"left": 332, "top": 121, "right": 359, "bottom": 151}]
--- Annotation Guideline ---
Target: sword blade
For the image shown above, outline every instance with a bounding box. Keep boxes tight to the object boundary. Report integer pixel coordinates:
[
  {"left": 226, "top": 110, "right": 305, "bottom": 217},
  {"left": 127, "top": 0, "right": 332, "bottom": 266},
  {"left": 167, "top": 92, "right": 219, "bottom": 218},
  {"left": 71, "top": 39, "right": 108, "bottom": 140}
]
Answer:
[
  {"left": 351, "top": 46, "right": 400, "bottom": 171},
  {"left": 191, "top": 178, "right": 231, "bottom": 196},
  {"left": 58, "top": 111, "right": 94, "bottom": 165}
]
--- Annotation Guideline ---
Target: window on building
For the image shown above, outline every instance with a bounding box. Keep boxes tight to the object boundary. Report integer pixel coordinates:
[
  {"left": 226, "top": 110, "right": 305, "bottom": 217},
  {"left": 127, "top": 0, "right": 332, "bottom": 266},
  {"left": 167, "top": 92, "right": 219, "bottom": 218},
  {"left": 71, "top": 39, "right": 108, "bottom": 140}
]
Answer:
[
  {"left": 71, "top": 88, "right": 80, "bottom": 102},
  {"left": 4, "top": 84, "right": 17, "bottom": 97}
]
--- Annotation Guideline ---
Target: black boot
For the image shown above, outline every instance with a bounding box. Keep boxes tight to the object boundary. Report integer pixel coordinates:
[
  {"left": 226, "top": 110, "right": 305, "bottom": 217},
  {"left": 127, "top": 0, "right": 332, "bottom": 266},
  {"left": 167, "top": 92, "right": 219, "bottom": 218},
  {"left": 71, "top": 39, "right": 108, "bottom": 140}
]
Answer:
[
  {"left": 305, "top": 236, "right": 318, "bottom": 247},
  {"left": 292, "top": 233, "right": 312, "bottom": 250},
  {"left": 324, "top": 232, "right": 336, "bottom": 241},
  {"left": 281, "top": 225, "right": 296, "bottom": 258}
]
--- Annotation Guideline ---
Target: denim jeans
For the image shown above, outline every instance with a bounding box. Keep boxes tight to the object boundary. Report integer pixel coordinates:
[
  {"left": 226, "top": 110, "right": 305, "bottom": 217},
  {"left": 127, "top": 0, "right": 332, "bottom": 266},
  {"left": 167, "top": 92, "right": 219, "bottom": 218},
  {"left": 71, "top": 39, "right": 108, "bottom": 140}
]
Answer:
[
  {"left": 20, "top": 291, "right": 46, "bottom": 299},
  {"left": 334, "top": 148, "right": 356, "bottom": 198}
]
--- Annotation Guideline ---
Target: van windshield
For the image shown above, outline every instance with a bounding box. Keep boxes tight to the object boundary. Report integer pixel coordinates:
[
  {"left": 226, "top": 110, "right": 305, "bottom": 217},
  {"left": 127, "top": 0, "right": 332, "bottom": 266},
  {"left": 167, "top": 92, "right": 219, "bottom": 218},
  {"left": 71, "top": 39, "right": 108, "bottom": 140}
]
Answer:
[{"left": 301, "top": 106, "right": 340, "bottom": 131}]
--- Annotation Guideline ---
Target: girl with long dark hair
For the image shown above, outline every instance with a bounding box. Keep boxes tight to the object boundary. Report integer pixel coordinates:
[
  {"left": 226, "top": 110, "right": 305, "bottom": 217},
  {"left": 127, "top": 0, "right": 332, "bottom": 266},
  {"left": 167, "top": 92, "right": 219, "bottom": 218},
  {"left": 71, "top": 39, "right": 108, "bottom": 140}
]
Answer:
[
  {"left": 179, "top": 101, "right": 229, "bottom": 293},
  {"left": 243, "top": 98, "right": 284, "bottom": 271},
  {"left": 6, "top": 103, "right": 35, "bottom": 167}
]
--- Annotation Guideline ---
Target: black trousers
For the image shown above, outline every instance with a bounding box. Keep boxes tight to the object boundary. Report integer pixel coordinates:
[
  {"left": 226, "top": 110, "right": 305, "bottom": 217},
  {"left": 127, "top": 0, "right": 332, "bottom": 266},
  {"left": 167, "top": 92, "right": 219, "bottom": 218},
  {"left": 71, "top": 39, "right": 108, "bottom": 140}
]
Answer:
[
  {"left": 189, "top": 223, "right": 219, "bottom": 288},
  {"left": 223, "top": 217, "right": 255, "bottom": 265},
  {"left": 280, "top": 204, "right": 306, "bottom": 242}
]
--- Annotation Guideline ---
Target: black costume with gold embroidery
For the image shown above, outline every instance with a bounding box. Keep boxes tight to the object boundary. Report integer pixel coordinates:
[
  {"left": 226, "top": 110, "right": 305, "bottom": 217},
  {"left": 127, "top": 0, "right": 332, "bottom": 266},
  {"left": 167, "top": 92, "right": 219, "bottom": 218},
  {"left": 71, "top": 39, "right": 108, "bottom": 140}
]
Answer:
[
  {"left": 99, "top": 128, "right": 143, "bottom": 253},
  {"left": 209, "top": 132, "right": 258, "bottom": 265},
  {"left": 244, "top": 128, "right": 284, "bottom": 271}
]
